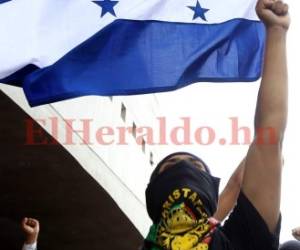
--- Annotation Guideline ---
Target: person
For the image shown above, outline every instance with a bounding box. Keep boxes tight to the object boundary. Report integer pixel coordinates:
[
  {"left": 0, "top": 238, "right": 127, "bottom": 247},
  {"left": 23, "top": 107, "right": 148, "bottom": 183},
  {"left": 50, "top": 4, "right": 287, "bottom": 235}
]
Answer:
[
  {"left": 142, "top": 0, "right": 290, "bottom": 249},
  {"left": 21, "top": 217, "right": 39, "bottom": 250}
]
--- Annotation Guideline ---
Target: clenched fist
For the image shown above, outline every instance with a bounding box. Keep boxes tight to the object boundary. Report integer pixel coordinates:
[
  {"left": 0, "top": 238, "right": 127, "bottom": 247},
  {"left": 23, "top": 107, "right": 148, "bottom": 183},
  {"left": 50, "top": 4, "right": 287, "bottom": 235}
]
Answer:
[
  {"left": 21, "top": 218, "right": 40, "bottom": 244},
  {"left": 256, "top": 0, "right": 290, "bottom": 30}
]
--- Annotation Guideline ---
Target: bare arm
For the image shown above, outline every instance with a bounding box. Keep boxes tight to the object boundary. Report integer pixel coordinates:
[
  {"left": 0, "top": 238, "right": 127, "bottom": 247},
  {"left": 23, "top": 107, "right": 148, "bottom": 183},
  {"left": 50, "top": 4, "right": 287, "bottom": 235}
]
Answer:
[
  {"left": 242, "top": 0, "right": 289, "bottom": 233},
  {"left": 214, "top": 159, "right": 245, "bottom": 221}
]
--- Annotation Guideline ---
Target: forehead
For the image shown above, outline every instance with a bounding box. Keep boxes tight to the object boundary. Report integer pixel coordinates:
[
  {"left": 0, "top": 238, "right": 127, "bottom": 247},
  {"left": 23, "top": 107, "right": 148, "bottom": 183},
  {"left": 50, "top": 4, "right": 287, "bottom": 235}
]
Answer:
[
  {"left": 158, "top": 153, "right": 206, "bottom": 173},
  {"left": 166, "top": 153, "right": 197, "bottom": 160},
  {"left": 161, "top": 153, "right": 203, "bottom": 164},
  {"left": 149, "top": 153, "right": 208, "bottom": 182}
]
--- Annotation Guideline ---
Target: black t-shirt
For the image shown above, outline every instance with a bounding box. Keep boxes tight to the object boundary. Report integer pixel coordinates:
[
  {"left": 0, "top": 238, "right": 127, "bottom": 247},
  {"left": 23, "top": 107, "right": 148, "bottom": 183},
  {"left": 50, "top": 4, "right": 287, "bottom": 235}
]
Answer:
[
  {"left": 143, "top": 190, "right": 280, "bottom": 250},
  {"left": 144, "top": 226, "right": 233, "bottom": 250},
  {"left": 210, "top": 229, "right": 233, "bottom": 249},
  {"left": 218, "top": 192, "right": 281, "bottom": 250}
]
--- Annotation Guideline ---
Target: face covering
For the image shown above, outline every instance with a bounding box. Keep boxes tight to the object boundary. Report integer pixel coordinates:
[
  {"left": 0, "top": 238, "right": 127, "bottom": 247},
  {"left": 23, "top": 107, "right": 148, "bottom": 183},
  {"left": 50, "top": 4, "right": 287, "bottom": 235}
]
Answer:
[
  {"left": 146, "top": 159, "right": 220, "bottom": 224},
  {"left": 144, "top": 159, "right": 220, "bottom": 250}
]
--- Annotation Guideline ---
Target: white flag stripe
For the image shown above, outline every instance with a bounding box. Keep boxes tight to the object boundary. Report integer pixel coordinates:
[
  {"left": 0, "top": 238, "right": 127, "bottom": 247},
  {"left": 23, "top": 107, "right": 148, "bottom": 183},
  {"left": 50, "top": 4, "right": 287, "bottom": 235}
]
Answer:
[
  {"left": 120, "top": 0, "right": 258, "bottom": 23},
  {"left": 0, "top": 0, "right": 259, "bottom": 79}
]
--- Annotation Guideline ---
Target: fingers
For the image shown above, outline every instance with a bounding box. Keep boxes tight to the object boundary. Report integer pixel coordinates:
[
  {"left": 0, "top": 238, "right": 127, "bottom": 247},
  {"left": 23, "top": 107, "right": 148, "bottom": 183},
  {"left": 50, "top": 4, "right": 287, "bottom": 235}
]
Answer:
[
  {"left": 256, "top": 0, "right": 276, "bottom": 16},
  {"left": 256, "top": 0, "right": 290, "bottom": 30},
  {"left": 21, "top": 217, "right": 28, "bottom": 228},
  {"left": 27, "top": 218, "right": 39, "bottom": 228},
  {"left": 22, "top": 217, "right": 39, "bottom": 229},
  {"left": 258, "top": 0, "right": 289, "bottom": 15},
  {"left": 271, "top": 1, "right": 289, "bottom": 16},
  {"left": 263, "top": 0, "right": 275, "bottom": 9}
]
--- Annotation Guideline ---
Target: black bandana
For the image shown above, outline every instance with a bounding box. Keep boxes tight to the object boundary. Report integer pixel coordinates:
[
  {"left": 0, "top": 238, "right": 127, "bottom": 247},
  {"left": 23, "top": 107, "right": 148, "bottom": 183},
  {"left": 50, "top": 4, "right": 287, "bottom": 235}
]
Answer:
[{"left": 146, "top": 158, "right": 220, "bottom": 224}]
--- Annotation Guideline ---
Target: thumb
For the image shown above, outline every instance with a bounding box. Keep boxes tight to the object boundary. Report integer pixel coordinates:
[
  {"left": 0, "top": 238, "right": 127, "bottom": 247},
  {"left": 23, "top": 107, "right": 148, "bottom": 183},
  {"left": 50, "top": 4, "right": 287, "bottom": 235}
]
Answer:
[{"left": 21, "top": 218, "right": 28, "bottom": 228}]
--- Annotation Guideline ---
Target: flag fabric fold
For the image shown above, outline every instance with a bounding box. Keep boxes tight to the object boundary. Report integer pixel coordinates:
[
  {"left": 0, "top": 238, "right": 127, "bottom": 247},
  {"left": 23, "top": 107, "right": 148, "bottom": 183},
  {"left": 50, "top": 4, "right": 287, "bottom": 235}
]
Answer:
[{"left": 0, "top": 0, "right": 265, "bottom": 106}]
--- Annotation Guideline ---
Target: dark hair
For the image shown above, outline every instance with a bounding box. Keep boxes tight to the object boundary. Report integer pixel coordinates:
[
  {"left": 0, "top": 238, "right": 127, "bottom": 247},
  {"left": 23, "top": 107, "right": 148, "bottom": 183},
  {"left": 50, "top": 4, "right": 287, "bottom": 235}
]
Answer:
[{"left": 149, "top": 152, "right": 211, "bottom": 182}]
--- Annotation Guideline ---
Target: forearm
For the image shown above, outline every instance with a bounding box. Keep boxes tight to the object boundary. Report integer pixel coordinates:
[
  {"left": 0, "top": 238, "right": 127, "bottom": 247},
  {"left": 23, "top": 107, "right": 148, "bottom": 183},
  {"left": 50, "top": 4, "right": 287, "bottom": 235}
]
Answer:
[
  {"left": 214, "top": 159, "right": 245, "bottom": 221},
  {"left": 255, "top": 27, "right": 288, "bottom": 140},
  {"left": 24, "top": 234, "right": 38, "bottom": 245}
]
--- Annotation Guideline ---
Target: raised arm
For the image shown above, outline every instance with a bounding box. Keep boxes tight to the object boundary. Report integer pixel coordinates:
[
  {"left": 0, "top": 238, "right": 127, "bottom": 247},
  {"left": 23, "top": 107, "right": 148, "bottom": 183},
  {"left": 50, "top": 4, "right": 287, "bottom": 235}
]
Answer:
[
  {"left": 214, "top": 159, "right": 245, "bottom": 221},
  {"left": 241, "top": 0, "right": 289, "bottom": 233},
  {"left": 254, "top": 0, "right": 289, "bottom": 140}
]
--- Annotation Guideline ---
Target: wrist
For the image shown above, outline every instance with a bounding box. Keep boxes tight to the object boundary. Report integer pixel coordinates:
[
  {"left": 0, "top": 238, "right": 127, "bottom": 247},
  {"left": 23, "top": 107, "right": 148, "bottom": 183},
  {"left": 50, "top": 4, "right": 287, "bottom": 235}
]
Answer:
[
  {"left": 266, "top": 25, "right": 288, "bottom": 34},
  {"left": 25, "top": 235, "right": 38, "bottom": 245},
  {"left": 266, "top": 25, "right": 288, "bottom": 42}
]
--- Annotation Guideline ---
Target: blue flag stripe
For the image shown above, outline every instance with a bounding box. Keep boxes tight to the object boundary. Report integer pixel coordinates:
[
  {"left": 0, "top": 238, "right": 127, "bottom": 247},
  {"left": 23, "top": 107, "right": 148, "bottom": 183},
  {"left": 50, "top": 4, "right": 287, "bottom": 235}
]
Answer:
[
  {"left": 1, "top": 64, "right": 39, "bottom": 87},
  {"left": 20, "top": 18, "right": 265, "bottom": 106}
]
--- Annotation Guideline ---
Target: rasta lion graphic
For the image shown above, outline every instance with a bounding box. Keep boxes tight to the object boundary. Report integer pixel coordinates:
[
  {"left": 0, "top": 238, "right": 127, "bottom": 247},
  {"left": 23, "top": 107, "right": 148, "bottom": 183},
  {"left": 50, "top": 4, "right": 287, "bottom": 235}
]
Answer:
[{"left": 156, "top": 202, "right": 212, "bottom": 250}]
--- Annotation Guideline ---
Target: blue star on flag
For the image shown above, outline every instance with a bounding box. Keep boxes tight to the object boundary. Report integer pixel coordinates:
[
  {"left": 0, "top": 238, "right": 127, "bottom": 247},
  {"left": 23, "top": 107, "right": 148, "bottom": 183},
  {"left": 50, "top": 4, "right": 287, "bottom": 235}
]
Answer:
[
  {"left": 0, "top": 0, "right": 12, "bottom": 4},
  {"left": 93, "top": 0, "right": 119, "bottom": 17},
  {"left": 188, "top": 1, "right": 209, "bottom": 21}
]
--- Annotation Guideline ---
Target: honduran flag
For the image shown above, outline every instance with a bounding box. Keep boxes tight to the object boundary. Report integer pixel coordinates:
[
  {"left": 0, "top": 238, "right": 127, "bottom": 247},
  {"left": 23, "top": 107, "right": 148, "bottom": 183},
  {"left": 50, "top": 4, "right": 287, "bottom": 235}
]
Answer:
[{"left": 0, "top": 0, "right": 265, "bottom": 106}]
